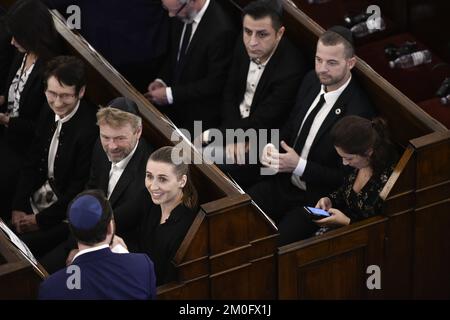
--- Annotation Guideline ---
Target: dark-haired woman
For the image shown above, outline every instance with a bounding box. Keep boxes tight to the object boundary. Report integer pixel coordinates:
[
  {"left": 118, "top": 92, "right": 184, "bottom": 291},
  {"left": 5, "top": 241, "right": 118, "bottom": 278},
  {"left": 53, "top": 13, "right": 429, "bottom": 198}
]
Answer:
[
  {"left": 0, "top": 0, "right": 61, "bottom": 218},
  {"left": 278, "top": 115, "right": 397, "bottom": 245},
  {"left": 120, "top": 146, "right": 198, "bottom": 286}
]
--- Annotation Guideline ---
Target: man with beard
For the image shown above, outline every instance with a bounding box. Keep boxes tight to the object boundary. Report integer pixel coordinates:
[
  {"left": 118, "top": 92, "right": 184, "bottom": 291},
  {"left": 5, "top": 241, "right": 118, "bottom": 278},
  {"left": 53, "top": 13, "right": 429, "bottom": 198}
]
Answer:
[
  {"left": 248, "top": 26, "right": 376, "bottom": 246},
  {"left": 40, "top": 97, "right": 153, "bottom": 273}
]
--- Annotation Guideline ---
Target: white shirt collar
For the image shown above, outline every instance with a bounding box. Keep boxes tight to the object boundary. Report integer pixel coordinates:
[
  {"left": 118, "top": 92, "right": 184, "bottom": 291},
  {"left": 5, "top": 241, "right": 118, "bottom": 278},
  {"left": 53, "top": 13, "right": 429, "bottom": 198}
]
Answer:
[
  {"left": 192, "top": 0, "right": 210, "bottom": 25},
  {"left": 54, "top": 100, "right": 80, "bottom": 123},
  {"left": 110, "top": 139, "right": 139, "bottom": 169},
  {"left": 320, "top": 75, "right": 352, "bottom": 107},
  {"left": 72, "top": 243, "right": 109, "bottom": 263}
]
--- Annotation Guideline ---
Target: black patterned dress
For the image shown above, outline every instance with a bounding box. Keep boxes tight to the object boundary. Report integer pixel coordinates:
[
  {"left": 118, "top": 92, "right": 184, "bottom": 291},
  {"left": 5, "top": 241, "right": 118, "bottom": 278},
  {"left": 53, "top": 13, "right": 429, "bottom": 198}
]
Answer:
[{"left": 315, "top": 166, "right": 394, "bottom": 235}]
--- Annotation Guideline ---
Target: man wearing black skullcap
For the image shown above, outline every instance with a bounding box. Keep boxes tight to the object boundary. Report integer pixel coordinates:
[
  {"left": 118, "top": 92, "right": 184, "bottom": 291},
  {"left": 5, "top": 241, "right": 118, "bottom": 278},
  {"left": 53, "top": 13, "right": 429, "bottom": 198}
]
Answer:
[
  {"left": 40, "top": 97, "right": 153, "bottom": 273},
  {"left": 38, "top": 189, "right": 156, "bottom": 299},
  {"left": 248, "top": 26, "right": 376, "bottom": 245}
]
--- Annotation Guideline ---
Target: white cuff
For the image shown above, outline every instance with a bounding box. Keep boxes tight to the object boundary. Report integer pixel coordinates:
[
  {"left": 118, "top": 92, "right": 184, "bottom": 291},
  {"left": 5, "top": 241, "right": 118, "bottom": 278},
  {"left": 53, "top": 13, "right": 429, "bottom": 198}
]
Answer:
[
  {"left": 293, "top": 157, "right": 307, "bottom": 176},
  {"left": 202, "top": 130, "right": 211, "bottom": 143},
  {"left": 155, "top": 78, "right": 167, "bottom": 87},
  {"left": 166, "top": 87, "right": 174, "bottom": 104}
]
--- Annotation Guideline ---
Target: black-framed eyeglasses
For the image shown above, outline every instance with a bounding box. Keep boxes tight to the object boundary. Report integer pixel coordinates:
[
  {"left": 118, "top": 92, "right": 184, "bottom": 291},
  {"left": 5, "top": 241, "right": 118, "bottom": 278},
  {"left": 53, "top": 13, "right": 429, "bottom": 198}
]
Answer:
[{"left": 45, "top": 90, "right": 76, "bottom": 103}]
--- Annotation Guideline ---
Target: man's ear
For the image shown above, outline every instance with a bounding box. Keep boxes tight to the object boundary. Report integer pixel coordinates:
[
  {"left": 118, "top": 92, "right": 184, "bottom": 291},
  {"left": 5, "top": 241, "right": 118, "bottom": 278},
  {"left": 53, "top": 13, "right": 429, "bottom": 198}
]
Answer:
[
  {"left": 277, "top": 26, "right": 285, "bottom": 40},
  {"left": 347, "top": 56, "right": 357, "bottom": 70},
  {"left": 136, "top": 125, "right": 143, "bottom": 140},
  {"left": 78, "top": 85, "right": 86, "bottom": 99}
]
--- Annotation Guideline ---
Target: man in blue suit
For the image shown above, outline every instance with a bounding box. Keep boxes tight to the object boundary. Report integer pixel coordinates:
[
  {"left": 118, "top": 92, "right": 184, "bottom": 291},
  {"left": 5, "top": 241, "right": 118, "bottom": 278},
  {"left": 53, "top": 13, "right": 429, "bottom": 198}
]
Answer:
[{"left": 38, "top": 189, "right": 156, "bottom": 300}]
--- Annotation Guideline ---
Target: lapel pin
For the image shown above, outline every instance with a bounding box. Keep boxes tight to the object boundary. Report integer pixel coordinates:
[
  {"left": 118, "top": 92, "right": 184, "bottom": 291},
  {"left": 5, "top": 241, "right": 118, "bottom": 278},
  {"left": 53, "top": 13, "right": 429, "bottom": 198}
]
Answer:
[{"left": 335, "top": 108, "right": 341, "bottom": 115}]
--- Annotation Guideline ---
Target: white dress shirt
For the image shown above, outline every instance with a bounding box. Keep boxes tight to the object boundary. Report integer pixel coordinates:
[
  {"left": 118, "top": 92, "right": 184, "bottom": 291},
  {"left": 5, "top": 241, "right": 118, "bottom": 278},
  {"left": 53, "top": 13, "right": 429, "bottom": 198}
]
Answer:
[
  {"left": 30, "top": 101, "right": 80, "bottom": 214},
  {"left": 291, "top": 76, "right": 352, "bottom": 190},
  {"left": 71, "top": 244, "right": 110, "bottom": 263},
  {"left": 107, "top": 141, "right": 139, "bottom": 198},
  {"left": 202, "top": 52, "right": 275, "bottom": 143},
  {"left": 48, "top": 101, "right": 80, "bottom": 178},
  {"left": 71, "top": 243, "right": 129, "bottom": 264},
  {"left": 239, "top": 55, "right": 273, "bottom": 118}
]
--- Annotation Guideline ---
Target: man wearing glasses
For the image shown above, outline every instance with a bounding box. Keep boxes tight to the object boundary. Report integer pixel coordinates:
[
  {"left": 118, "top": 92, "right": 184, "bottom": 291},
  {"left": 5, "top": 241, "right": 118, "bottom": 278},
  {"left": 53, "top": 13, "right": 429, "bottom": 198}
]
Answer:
[
  {"left": 10, "top": 55, "right": 98, "bottom": 258},
  {"left": 146, "top": 0, "right": 236, "bottom": 137}
]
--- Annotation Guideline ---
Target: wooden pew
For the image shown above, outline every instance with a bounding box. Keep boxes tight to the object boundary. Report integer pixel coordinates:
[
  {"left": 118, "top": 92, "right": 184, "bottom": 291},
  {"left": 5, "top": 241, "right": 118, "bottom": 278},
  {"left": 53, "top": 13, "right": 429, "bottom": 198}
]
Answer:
[
  {"left": 236, "top": 0, "right": 450, "bottom": 299},
  {"left": 54, "top": 9, "right": 278, "bottom": 299},
  {"left": 1, "top": 0, "right": 448, "bottom": 299},
  {"left": 277, "top": 145, "right": 412, "bottom": 299},
  {"left": 0, "top": 0, "right": 278, "bottom": 299},
  {"left": 64, "top": 0, "right": 450, "bottom": 299}
]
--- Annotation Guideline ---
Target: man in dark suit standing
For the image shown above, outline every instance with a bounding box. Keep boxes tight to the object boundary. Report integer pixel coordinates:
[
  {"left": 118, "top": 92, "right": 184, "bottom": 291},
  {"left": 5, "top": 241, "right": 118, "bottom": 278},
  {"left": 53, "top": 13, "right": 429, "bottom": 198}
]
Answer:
[
  {"left": 10, "top": 56, "right": 98, "bottom": 256},
  {"left": 248, "top": 26, "right": 376, "bottom": 245},
  {"left": 39, "top": 190, "right": 156, "bottom": 300},
  {"left": 146, "top": 0, "right": 236, "bottom": 137},
  {"left": 199, "top": 0, "right": 307, "bottom": 187},
  {"left": 40, "top": 97, "right": 152, "bottom": 273}
]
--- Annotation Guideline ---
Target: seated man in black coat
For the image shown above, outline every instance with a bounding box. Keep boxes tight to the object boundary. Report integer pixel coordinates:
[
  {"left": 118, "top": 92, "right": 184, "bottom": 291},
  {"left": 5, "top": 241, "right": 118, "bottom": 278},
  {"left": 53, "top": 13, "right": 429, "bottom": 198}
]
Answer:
[
  {"left": 10, "top": 56, "right": 98, "bottom": 257},
  {"left": 198, "top": 0, "right": 307, "bottom": 187},
  {"left": 248, "top": 26, "right": 376, "bottom": 245},
  {"left": 146, "top": 0, "right": 236, "bottom": 137},
  {"left": 40, "top": 97, "right": 153, "bottom": 273}
]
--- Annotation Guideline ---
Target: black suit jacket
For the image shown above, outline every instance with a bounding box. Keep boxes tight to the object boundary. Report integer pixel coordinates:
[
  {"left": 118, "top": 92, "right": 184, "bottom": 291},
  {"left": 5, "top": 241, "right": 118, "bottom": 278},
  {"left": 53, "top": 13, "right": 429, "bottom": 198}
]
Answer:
[
  {"left": 12, "top": 100, "right": 99, "bottom": 228},
  {"left": 280, "top": 70, "right": 376, "bottom": 195},
  {"left": 0, "top": 9, "right": 14, "bottom": 94},
  {"left": 1, "top": 53, "right": 47, "bottom": 154},
  {"left": 86, "top": 138, "right": 152, "bottom": 236},
  {"left": 43, "top": 0, "right": 168, "bottom": 65},
  {"left": 220, "top": 36, "right": 307, "bottom": 132},
  {"left": 158, "top": 0, "right": 236, "bottom": 135}
]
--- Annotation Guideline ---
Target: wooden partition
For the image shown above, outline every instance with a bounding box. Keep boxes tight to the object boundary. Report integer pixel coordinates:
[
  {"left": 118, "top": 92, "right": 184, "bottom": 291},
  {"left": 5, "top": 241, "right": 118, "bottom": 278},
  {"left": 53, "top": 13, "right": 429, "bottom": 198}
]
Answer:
[
  {"left": 50, "top": 10, "right": 279, "bottom": 299},
  {"left": 1, "top": 0, "right": 449, "bottom": 299},
  {"left": 0, "top": 225, "right": 46, "bottom": 299},
  {"left": 255, "top": 0, "right": 450, "bottom": 299},
  {"left": 0, "top": 0, "right": 278, "bottom": 299}
]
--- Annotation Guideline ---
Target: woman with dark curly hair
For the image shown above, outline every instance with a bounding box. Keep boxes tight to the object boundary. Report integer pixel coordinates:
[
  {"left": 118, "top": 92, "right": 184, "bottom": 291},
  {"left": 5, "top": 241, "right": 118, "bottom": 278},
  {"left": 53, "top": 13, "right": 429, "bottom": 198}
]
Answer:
[
  {"left": 312, "top": 115, "right": 397, "bottom": 235},
  {"left": 278, "top": 115, "right": 397, "bottom": 245}
]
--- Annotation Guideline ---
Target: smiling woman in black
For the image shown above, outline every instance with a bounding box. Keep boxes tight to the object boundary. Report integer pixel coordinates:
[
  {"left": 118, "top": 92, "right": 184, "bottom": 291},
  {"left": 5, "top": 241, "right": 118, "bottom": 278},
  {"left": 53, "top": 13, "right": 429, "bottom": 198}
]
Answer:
[
  {"left": 128, "top": 146, "right": 198, "bottom": 286},
  {"left": 136, "top": 190, "right": 195, "bottom": 286}
]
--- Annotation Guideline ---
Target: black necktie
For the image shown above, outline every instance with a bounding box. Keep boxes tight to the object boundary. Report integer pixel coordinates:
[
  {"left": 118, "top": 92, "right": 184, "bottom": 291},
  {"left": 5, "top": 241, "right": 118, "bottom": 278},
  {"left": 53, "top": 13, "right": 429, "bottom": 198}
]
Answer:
[
  {"left": 293, "top": 94, "right": 326, "bottom": 152},
  {"left": 174, "top": 22, "right": 193, "bottom": 82},
  {"left": 179, "top": 22, "right": 192, "bottom": 60}
]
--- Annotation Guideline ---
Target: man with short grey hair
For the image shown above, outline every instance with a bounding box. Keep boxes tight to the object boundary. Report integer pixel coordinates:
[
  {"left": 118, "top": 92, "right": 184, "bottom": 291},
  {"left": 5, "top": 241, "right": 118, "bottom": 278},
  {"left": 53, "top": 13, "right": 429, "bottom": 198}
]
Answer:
[{"left": 40, "top": 97, "right": 153, "bottom": 273}]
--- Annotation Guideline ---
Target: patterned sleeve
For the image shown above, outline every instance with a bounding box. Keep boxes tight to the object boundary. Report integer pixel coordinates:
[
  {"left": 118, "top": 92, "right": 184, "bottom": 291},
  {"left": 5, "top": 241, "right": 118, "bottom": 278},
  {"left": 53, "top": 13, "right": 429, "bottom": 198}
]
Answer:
[{"left": 329, "top": 175, "right": 349, "bottom": 209}]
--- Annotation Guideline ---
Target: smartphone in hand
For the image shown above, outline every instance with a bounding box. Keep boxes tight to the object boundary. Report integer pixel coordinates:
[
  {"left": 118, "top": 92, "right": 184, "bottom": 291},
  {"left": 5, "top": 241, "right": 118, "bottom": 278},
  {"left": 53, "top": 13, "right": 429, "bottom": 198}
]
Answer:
[{"left": 304, "top": 206, "right": 330, "bottom": 220}]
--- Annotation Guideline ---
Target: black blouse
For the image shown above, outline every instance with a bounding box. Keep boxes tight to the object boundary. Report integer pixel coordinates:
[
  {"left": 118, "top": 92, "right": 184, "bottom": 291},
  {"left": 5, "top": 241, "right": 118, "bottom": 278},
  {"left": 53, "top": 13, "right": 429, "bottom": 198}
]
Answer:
[{"left": 135, "top": 190, "right": 196, "bottom": 286}]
